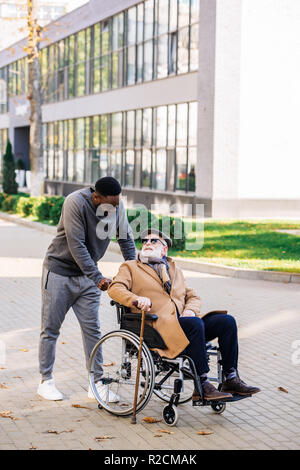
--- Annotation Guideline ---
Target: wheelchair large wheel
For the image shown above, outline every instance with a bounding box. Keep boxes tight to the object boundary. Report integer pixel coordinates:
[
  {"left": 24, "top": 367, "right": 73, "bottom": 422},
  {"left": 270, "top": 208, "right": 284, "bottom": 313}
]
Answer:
[
  {"left": 153, "top": 358, "right": 194, "bottom": 404},
  {"left": 89, "top": 330, "right": 155, "bottom": 417}
]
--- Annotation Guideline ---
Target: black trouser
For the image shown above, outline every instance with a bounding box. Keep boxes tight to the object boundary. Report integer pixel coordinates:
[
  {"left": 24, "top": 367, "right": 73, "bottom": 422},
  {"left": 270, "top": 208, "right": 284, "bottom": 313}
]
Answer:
[{"left": 178, "top": 313, "right": 238, "bottom": 376}]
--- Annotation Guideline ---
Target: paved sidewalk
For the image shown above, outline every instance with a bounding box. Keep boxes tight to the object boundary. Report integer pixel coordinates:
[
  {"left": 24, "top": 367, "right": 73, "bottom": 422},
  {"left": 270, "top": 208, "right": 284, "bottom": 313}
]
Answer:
[{"left": 0, "top": 218, "right": 300, "bottom": 450}]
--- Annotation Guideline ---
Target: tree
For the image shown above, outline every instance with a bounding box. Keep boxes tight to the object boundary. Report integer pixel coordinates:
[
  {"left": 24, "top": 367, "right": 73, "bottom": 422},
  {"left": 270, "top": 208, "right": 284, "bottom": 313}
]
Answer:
[
  {"left": 2, "top": 140, "right": 18, "bottom": 194},
  {"left": 25, "top": 0, "right": 44, "bottom": 196}
]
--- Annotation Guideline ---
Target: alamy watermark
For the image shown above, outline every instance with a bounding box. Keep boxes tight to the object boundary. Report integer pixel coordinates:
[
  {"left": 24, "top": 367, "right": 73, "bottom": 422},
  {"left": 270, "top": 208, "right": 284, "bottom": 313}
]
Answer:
[
  {"left": 291, "top": 340, "right": 300, "bottom": 365},
  {"left": 95, "top": 198, "right": 205, "bottom": 251}
]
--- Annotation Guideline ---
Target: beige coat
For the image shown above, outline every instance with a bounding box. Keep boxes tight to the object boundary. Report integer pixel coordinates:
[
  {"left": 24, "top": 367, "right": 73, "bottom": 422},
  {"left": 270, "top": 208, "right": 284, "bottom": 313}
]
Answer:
[{"left": 108, "top": 257, "right": 204, "bottom": 359}]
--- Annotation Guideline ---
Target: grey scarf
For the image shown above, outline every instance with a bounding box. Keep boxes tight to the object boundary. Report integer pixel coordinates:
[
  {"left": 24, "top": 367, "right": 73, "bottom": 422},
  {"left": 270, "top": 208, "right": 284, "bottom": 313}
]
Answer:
[{"left": 138, "top": 253, "right": 171, "bottom": 294}]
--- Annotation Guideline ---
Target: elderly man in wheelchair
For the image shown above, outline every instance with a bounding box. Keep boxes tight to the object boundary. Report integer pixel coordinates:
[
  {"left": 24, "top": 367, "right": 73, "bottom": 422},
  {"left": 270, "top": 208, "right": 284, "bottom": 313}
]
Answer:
[{"left": 88, "top": 229, "right": 260, "bottom": 425}]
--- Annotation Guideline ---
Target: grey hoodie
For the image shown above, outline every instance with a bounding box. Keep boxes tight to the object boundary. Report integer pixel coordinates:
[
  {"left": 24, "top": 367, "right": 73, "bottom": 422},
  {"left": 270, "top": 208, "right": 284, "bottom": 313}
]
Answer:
[{"left": 44, "top": 187, "right": 136, "bottom": 286}]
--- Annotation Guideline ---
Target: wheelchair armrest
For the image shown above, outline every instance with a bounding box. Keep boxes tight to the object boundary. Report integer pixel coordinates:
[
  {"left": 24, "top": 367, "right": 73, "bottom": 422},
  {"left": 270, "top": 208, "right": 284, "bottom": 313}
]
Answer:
[{"left": 123, "top": 313, "right": 158, "bottom": 322}]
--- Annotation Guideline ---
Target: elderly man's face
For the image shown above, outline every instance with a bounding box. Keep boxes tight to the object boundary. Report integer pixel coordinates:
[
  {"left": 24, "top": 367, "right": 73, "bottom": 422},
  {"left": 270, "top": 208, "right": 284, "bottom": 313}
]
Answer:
[{"left": 141, "top": 234, "right": 168, "bottom": 259}]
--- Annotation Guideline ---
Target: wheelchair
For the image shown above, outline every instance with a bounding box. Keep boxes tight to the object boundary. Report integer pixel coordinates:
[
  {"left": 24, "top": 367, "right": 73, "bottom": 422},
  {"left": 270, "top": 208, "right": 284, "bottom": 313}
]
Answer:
[{"left": 88, "top": 301, "right": 250, "bottom": 426}]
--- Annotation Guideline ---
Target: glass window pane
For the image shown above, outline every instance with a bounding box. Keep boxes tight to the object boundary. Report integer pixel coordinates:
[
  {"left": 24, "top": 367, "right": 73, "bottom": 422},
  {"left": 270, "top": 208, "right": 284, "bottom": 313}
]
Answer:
[
  {"left": 113, "top": 13, "right": 124, "bottom": 50},
  {"left": 77, "top": 30, "right": 86, "bottom": 62},
  {"left": 168, "top": 31, "right": 177, "bottom": 74},
  {"left": 125, "top": 149, "right": 135, "bottom": 186},
  {"left": 68, "top": 120, "right": 74, "bottom": 149},
  {"left": 135, "top": 109, "right": 142, "bottom": 147},
  {"left": 176, "top": 147, "right": 187, "bottom": 190},
  {"left": 76, "top": 62, "right": 85, "bottom": 96},
  {"left": 190, "top": 23, "right": 199, "bottom": 71},
  {"left": 143, "top": 108, "right": 152, "bottom": 147},
  {"left": 67, "top": 150, "right": 74, "bottom": 181},
  {"left": 110, "top": 150, "right": 121, "bottom": 181},
  {"left": 94, "top": 23, "right": 101, "bottom": 57},
  {"left": 168, "top": 105, "right": 176, "bottom": 147},
  {"left": 158, "top": 0, "right": 169, "bottom": 35},
  {"left": 76, "top": 118, "right": 85, "bottom": 149},
  {"left": 153, "top": 149, "right": 166, "bottom": 190},
  {"left": 101, "top": 20, "right": 110, "bottom": 55},
  {"left": 85, "top": 117, "right": 91, "bottom": 149},
  {"left": 100, "top": 151, "right": 108, "bottom": 177},
  {"left": 144, "top": 0, "right": 154, "bottom": 40},
  {"left": 127, "top": 46, "right": 136, "bottom": 85},
  {"left": 169, "top": 0, "right": 178, "bottom": 31},
  {"left": 188, "top": 147, "right": 196, "bottom": 191},
  {"left": 142, "top": 149, "right": 151, "bottom": 187},
  {"left": 177, "top": 26, "right": 189, "bottom": 74},
  {"left": 126, "top": 110, "right": 135, "bottom": 148},
  {"left": 178, "top": 0, "right": 190, "bottom": 29},
  {"left": 156, "top": 106, "right": 167, "bottom": 147},
  {"left": 188, "top": 102, "right": 197, "bottom": 146},
  {"left": 111, "top": 112, "right": 123, "bottom": 148},
  {"left": 137, "top": 3, "right": 144, "bottom": 43},
  {"left": 101, "top": 115, "right": 109, "bottom": 147},
  {"left": 112, "top": 51, "right": 118, "bottom": 89},
  {"left": 93, "top": 116, "right": 100, "bottom": 148},
  {"left": 191, "top": 0, "right": 199, "bottom": 24},
  {"left": 91, "top": 151, "right": 100, "bottom": 182},
  {"left": 176, "top": 103, "right": 188, "bottom": 146},
  {"left": 156, "top": 34, "right": 168, "bottom": 78},
  {"left": 137, "top": 44, "right": 143, "bottom": 82},
  {"left": 92, "top": 57, "right": 100, "bottom": 93},
  {"left": 127, "top": 7, "right": 136, "bottom": 45},
  {"left": 75, "top": 150, "right": 85, "bottom": 182},
  {"left": 101, "top": 54, "right": 110, "bottom": 91},
  {"left": 143, "top": 40, "right": 153, "bottom": 81}
]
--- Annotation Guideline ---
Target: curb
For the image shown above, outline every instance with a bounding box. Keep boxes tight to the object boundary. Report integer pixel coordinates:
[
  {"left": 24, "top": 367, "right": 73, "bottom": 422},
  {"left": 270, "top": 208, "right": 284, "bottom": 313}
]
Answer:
[{"left": 1, "top": 211, "right": 300, "bottom": 285}]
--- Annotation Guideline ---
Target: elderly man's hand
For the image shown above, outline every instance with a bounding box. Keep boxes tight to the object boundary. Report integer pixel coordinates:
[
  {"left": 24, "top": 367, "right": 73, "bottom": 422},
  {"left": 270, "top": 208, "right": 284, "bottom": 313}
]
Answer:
[
  {"left": 181, "top": 309, "right": 196, "bottom": 317},
  {"left": 136, "top": 296, "right": 151, "bottom": 311},
  {"left": 97, "top": 278, "right": 112, "bottom": 291}
]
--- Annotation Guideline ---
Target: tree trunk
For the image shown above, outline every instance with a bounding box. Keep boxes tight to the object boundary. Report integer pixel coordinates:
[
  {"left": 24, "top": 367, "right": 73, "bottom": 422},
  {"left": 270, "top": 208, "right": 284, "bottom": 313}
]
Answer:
[{"left": 27, "top": 0, "right": 44, "bottom": 197}]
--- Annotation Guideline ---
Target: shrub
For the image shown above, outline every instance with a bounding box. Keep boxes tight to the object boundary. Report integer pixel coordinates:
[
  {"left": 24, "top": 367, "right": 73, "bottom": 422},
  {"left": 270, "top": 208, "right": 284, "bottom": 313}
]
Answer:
[
  {"left": 2, "top": 140, "right": 18, "bottom": 194},
  {"left": 0, "top": 192, "right": 6, "bottom": 210},
  {"left": 16, "top": 197, "right": 35, "bottom": 217},
  {"left": 49, "top": 197, "right": 64, "bottom": 225},
  {"left": 1, "top": 194, "right": 21, "bottom": 212},
  {"left": 32, "top": 197, "right": 52, "bottom": 221}
]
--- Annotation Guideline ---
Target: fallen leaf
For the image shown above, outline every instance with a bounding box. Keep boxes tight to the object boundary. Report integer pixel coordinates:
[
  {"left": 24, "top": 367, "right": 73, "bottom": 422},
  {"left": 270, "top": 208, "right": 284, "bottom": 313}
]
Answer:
[
  {"left": 20, "top": 349, "right": 29, "bottom": 352},
  {"left": 29, "top": 444, "right": 37, "bottom": 450},
  {"left": 95, "top": 435, "right": 115, "bottom": 441},
  {"left": 103, "top": 362, "right": 115, "bottom": 367},
  {"left": 0, "top": 367, "right": 6, "bottom": 370},
  {"left": 61, "top": 341, "right": 66, "bottom": 344},
  {"left": 13, "top": 376, "right": 22, "bottom": 379},
  {"left": 71, "top": 404, "right": 93, "bottom": 410},
  {"left": 154, "top": 434, "right": 162, "bottom": 437},
  {"left": 197, "top": 430, "right": 213, "bottom": 435},
  {"left": 0, "top": 410, "right": 18, "bottom": 420},
  {"left": 45, "top": 429, "right": 73, "bottom": 435},
  {"left": 0, "top": 383, "right": 8, "bottom": 389},
  {"left": 278, "top": 387, "right": 288, "bottom": 394},
  {"left": 120, "top": 403, "right": 129, "bottom": 407},
  {"left": 157, "top": 429, "right": 174, "bottom": 434},
  {"left": 143, "top": 417, "right": 162, "bottom": 424}
]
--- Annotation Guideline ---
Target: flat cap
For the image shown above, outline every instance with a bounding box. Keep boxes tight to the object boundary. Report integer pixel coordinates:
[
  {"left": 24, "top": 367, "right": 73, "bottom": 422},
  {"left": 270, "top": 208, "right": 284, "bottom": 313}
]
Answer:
[{"left": 141, "top": 228, "right": 172, "bottom": 248}]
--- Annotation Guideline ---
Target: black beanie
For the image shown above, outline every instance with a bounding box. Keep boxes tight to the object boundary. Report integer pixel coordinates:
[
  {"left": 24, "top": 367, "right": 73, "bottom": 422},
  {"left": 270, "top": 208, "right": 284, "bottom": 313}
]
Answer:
[{"left": 95, "top": 176, "right": 122, "bottom": 196}]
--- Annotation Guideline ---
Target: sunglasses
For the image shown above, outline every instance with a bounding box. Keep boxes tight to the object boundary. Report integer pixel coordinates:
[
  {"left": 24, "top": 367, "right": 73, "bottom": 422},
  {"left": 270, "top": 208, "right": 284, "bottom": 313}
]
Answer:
[{"left": 141, "top": 238, "right": 167, "bottom": 247}]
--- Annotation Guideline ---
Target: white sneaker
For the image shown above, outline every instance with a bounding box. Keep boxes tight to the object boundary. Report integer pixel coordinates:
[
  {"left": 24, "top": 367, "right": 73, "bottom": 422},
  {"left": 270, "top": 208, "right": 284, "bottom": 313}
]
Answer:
[
  {"left": 88, "top": 382, "right": 120, "bottom": 403},
  {"left": 37, "top": 378, "right": 64, "bottom": 401}
]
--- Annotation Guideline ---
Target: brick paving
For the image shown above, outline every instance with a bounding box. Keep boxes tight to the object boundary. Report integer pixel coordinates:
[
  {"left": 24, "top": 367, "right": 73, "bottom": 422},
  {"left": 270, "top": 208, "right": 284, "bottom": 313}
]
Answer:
[{"left": 0, "top": 218, "right": 300, "bottom": 450}]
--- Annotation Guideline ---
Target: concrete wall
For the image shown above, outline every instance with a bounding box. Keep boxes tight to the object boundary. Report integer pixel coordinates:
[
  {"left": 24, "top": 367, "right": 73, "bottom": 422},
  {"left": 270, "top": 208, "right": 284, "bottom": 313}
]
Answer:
[{"left": 238, "top": 0, "right": 300, "bottom": 200}]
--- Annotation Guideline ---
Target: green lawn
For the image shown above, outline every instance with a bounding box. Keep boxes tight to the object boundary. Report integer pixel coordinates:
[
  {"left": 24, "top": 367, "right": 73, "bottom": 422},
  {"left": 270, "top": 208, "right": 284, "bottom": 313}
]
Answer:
[{"left": 168, "top": 220, "right": 300, "bottom": 273}]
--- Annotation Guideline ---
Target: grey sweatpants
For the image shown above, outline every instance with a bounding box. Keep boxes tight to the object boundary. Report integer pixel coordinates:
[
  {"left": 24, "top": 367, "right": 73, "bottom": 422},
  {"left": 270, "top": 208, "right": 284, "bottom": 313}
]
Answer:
[{"left": 39, "top": 266, "right": 103, "bottom": 382}]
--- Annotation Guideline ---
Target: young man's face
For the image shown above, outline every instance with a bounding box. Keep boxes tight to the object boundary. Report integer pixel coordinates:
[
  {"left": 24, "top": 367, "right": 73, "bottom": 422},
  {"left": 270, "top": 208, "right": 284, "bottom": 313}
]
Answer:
[
  {"left": 141, "top": 234, "right": 168, "bottom": 259},
  {"left": 92, "top": 192, "right": 120, "bottom": 208}
]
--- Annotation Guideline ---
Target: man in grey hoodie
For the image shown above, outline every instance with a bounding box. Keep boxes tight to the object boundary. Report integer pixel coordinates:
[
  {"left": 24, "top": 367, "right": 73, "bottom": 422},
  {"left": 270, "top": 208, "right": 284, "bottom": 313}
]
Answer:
[{"left": 38, "top": 176, "right": 136, "bottom": 401}]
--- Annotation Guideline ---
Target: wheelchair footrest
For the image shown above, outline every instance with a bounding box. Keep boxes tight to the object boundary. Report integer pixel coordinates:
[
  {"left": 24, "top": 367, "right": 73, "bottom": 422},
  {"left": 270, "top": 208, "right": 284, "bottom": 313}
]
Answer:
[{"left": 192, "top": 394, "right": 252, "bottom": 407}]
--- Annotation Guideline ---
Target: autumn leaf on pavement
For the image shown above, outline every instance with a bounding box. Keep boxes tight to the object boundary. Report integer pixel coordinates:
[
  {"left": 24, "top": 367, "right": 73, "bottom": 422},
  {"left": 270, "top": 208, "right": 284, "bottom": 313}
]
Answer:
[
  {"left": 142, "top": 416, "right": 162, "bottom": 423},
  {"left": 0, "top": 410, "right": 18, "bottom": 420},
  {"left": 29, "top": 444, "right": 38, "bottom": 450},
  {"left": 95, "top": 435, "right": 115, "bottom": 441},
  {"left": 157, "top": 429, "right": 174, "bottom": 434},
  {"left": 46, "top": 429, "right": 73, "bottom": 435},
  {"left": 197, "top": 430, "right": 213, "bottom": 435},
  {"left": 71, "top": 404, "right": 93, "bottom": 410},
  {"left": 20, "top": 349, "right": 29, "bottom": 352},
  {"left": 103, "top": 362, "right": 115, "bottom": 367},
  {"left": 0, "top": 383, "right": 8, "bottom": 389},
  {"left": 154, "top": 434, "right": 162, "bottom": 437},
  {"left": 278, "top": 386, "right": 288, "bottom": 393}
]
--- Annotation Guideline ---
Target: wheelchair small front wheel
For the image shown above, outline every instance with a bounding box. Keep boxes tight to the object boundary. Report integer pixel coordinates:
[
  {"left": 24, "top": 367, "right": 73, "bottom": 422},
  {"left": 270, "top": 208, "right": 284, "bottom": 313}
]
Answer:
[
  {"left": 211, "top": 402, "right": 226, "bottom": 414},
  {"left": 162, "top": 405, "right": 179, "bottom": 426}
]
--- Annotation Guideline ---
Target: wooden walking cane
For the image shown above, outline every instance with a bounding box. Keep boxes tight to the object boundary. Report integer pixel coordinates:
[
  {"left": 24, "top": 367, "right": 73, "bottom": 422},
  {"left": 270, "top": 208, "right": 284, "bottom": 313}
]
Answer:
[{"left": 131, "top": 300, "right": 147, "bottom": 424}]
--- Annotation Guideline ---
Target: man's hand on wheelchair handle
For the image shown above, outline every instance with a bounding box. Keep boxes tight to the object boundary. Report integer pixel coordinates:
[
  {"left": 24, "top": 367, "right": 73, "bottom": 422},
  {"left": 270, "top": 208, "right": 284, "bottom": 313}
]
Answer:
[
  {"left": 97, "top": 278, "right": 112, "bottom": 291},
  {"left": 181, "top": 309, "right": 196, "bottom": 317},
  {"left": 136, "top": 296, "right": 151, "bottom": 311}
]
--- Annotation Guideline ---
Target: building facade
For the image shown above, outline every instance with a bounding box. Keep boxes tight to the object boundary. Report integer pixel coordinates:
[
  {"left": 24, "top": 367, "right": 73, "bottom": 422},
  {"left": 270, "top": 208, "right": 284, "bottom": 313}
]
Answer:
[{"left": 1, "top": 0, "right": 300, "bottom": 217}]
